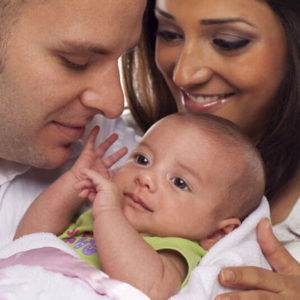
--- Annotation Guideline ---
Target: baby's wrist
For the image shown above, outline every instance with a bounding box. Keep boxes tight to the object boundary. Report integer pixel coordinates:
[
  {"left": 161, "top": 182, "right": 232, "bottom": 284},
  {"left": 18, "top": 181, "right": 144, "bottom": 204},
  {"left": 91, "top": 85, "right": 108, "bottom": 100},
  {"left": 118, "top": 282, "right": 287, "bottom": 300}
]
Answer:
[{"left": 92, "top": 205, "right": 123, "bottom": 219}]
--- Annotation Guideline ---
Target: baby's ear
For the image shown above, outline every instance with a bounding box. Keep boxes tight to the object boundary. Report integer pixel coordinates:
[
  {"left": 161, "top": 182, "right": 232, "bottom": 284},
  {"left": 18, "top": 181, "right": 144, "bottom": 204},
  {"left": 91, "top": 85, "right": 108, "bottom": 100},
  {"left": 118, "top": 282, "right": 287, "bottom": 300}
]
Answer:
[{"left": 199, "top": 218, "right": 241, "bottom": 250}]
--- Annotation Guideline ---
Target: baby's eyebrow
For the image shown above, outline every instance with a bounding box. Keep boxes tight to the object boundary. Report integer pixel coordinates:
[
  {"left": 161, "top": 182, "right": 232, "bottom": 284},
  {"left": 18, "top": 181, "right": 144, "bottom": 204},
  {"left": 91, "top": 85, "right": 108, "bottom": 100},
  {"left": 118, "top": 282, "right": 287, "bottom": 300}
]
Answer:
[
  {"left": 137, "top": 141, "right": 150, "bottom": 149},
  {"left": 132, "top": 141, "right": 152, "bottom": 156},
  {"left": 176, "top": 161, "right": 202, "bottom": 182}
]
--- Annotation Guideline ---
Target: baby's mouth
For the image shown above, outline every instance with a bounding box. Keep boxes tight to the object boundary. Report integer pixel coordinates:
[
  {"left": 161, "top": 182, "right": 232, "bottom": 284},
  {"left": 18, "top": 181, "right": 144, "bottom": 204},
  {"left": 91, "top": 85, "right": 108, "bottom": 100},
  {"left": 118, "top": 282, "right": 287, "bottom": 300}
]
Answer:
[{"left": 124, "top": 192, "right": 153, "bottom": 212}]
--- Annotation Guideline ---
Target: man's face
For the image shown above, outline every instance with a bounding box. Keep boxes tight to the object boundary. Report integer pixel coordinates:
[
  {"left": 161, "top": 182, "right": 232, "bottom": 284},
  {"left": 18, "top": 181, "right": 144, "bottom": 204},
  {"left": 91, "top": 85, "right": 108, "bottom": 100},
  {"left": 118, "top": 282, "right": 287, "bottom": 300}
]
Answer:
[{"left": 0, "top": 0, "right": 146, "bottom": 169}]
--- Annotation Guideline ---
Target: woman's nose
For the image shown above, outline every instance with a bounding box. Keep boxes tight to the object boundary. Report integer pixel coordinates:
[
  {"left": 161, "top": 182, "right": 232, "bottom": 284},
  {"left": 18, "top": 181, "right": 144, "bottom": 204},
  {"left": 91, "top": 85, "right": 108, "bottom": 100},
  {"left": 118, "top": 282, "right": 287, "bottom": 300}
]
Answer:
[
  {"left": 172, "top": 43, "right": 213, "bottom": 89},
  {"left": 80, "top": 60, "right": 124, "bottom": 119},
  {"left": 134, "top": 171, "right": 156, "bottom": 193}
]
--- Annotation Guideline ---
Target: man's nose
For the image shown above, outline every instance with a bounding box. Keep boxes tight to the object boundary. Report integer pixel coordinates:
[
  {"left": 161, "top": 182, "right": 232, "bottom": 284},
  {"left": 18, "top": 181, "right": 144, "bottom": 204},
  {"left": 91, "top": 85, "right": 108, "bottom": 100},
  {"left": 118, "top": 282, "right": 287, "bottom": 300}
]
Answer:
[
  {"left": 80, "top": 60, "right": 124, "bottom": 119},
  {"left": 172, "top": 42, "right": 213, "bottom": 89}
]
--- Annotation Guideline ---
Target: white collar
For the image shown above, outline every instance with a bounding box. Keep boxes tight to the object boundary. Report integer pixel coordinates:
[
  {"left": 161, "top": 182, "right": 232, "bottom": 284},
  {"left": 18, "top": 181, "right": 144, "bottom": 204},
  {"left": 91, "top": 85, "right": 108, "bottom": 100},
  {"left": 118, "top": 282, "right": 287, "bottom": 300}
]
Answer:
[
  {"left": 0, "top": 140, "right": 83, "bottom": 186},
  {"left": 0, "top": 159, "right": 30, "bottom": 186}
]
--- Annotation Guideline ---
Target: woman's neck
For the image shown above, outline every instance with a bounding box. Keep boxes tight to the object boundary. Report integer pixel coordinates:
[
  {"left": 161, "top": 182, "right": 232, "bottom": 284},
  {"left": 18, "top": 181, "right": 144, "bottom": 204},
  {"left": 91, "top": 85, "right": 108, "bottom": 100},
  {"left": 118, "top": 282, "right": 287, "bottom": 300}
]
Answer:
[{"left": 270, "top": 168, "right": 300, "bottom": 225}]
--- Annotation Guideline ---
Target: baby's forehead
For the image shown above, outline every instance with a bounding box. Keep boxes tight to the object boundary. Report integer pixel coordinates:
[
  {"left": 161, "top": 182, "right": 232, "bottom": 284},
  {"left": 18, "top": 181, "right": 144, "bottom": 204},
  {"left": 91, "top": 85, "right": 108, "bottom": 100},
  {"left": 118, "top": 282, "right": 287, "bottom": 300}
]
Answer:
[
  {"left": 150, "top": 116, "right": 211, "bottom": 137},
  {"left": 145, "top": 114, "right": 246, "bottom": 160}
]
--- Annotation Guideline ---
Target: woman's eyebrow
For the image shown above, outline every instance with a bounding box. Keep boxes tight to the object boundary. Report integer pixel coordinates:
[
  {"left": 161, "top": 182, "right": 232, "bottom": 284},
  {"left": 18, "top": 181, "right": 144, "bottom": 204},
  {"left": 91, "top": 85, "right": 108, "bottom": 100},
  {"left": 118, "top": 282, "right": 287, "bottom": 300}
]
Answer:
[
  {"left": 200, "top": 18, "right": 256, "bottom": 28},
  {"left": 154, "top": 8, "right": 256, "bottom": 28},
  {"left": 155, "top": 7, "right": 175, "bottom": 20}
]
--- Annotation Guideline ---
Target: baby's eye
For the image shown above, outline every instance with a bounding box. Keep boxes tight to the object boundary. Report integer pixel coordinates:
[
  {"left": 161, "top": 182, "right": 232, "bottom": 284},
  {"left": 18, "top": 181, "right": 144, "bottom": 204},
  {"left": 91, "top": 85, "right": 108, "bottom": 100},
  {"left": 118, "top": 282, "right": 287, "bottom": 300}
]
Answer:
[
  {"left": 213, "top": 38, "right": 250, "bottom": 51},
  {"left": 171, "top": 177, "right": 190, "bottom": 191},
  {"left": 135, "top": 154, "right": 149, "bottom": 166}
]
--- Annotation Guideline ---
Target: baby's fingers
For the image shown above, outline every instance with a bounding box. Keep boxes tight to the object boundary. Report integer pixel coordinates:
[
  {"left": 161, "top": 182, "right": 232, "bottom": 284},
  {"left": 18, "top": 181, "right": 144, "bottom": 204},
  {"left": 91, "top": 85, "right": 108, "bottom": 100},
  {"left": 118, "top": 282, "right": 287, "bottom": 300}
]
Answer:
[
  {"left": 88, "top": 193, "right": 96, "bottom": 202},
  {"left": 78, "top": 189, "right": 97, "bottom": 202},
  {"left": 82, "top": 126, "right": 100, "bottom": 152},
  {"left": 95, "top": 133, "right": 119, "bottom": 157},
  {"left": 103, "top": 147, "right": 128, "bottom": 169},
  {"left": 74, "top": 179, "right": 94, "bottom": 191},
  {"left": 78, "top": 189, "right": 90, "bottom": 199}
]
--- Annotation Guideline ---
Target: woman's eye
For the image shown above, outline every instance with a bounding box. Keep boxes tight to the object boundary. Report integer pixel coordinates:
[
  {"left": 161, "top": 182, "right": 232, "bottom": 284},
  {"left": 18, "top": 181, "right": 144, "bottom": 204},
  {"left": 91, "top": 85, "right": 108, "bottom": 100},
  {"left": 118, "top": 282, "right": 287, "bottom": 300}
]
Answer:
[
  {"left": 171, "top": 177, "right": 190, "bottom": 191},
  {"left": 213, "top": 38, "right": 250, "bottom": 50},
  {"left": 135, "top": 154, "right": 149, "bottom": 166},
  {"left": 156, "top": 30, "right": 183, "bottom": 42},
  {"left": 61, "top": 57, "right": 89, "bottom": 71}
]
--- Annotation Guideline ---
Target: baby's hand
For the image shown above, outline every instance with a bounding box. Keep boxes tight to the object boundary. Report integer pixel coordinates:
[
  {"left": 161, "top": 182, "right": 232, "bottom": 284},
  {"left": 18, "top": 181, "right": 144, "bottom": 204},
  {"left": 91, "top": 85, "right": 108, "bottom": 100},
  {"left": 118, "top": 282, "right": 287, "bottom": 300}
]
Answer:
[
  {"left": 75, "top": 168, "right": 123, "bottom": 217},
  {"left": 71, "top": 126, "right": 128, "bottom": 181}
]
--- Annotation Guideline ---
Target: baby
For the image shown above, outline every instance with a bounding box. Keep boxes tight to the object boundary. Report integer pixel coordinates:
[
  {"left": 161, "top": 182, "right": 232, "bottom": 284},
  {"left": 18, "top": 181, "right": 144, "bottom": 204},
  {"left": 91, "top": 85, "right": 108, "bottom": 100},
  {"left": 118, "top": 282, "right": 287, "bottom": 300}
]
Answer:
[{"left": 15, "top": 112, "right": 265, "bottom": 300}]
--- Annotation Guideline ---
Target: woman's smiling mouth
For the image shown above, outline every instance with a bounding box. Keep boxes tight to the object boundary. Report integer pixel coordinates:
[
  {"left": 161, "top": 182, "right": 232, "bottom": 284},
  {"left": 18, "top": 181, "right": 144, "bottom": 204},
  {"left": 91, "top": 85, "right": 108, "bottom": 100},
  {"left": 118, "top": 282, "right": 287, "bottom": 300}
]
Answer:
[{"left": 181, "top": 91, "right": 235, "bottom": 113}]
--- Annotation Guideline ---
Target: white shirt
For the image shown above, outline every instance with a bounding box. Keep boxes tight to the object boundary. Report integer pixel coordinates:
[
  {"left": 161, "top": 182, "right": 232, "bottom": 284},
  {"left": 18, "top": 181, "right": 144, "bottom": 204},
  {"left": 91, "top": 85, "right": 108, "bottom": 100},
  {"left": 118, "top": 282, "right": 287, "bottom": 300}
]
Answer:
[{"left": 0, "top": 115, "right": 140, "bottom": 247}]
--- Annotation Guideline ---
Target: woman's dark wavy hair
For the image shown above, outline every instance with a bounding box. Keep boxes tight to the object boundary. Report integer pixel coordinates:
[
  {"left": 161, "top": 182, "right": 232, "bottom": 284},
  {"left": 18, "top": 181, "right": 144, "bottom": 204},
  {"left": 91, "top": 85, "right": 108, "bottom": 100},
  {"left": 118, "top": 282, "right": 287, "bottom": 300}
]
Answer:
[{"left": 121, "top": 0, "right": 300, "bottom": 200}]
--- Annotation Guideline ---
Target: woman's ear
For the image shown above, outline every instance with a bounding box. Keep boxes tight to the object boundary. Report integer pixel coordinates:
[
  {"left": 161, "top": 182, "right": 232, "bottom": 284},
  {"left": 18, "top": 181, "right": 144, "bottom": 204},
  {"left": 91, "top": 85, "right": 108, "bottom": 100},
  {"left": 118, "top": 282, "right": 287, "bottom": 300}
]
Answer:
[{"left": 199, "top": 218, "right": 241, "bottom": 250}]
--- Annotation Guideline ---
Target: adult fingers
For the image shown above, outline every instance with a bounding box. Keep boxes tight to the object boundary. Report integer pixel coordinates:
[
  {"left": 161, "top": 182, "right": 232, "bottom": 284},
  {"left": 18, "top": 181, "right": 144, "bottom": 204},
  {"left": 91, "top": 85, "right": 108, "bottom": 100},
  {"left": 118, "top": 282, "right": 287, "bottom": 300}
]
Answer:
[
  {"left": 217, "top": 218, "right": 300, "bottom": 299},
  {"left": 257, "top": 218, "right": 300, "bottom": 276},
  {"left": 218, "top": 266, "right": 284, "bottom": 292},
  {"left": 215, "top": 289, "right": 282, "bottom": 300}
]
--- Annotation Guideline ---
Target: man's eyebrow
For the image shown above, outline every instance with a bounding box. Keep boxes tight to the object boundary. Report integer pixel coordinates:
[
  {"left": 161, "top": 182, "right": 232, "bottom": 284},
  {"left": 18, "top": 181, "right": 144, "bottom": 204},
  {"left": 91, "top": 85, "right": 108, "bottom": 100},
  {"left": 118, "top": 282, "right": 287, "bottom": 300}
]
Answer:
[
  {"left": 200, "top": 18, "right": 256, "bottom": 28},
  {"left": 57, "top": 40, "right": 110, "bottom": 55},
  {"left": 155, "top": 7, "right": 175, "bottom": 20}
]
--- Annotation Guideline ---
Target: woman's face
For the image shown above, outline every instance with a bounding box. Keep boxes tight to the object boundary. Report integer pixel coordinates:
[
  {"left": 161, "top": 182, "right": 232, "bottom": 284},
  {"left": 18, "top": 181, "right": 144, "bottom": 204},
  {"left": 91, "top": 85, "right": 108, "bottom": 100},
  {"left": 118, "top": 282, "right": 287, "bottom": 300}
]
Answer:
[{"left": 155, "top": 0, "right": 287, "bottom": 139}]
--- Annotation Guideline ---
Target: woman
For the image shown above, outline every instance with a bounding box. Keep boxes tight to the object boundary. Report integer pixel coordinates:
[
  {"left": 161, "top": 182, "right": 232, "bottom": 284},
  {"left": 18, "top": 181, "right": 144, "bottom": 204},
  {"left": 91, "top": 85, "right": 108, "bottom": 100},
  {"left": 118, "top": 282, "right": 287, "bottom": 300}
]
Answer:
[{"left": 122, "top": 0, "right": 300, "bottom": 298}]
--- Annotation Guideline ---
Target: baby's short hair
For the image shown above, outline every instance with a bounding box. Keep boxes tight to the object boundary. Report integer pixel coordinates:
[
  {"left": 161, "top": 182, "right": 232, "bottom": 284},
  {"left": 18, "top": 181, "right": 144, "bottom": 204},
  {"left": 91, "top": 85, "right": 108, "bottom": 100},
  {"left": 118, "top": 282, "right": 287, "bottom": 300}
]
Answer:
[{"left": 171, "top": 112, "right": 266, "bottom": 220}]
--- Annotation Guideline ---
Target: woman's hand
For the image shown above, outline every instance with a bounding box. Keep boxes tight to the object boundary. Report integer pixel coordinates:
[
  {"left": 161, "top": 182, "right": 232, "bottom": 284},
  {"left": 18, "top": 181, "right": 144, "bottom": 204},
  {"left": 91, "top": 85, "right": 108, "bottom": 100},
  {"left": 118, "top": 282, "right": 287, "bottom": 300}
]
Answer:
[{"left": 216, "top": 218, "right": 300, "bottom": 299}]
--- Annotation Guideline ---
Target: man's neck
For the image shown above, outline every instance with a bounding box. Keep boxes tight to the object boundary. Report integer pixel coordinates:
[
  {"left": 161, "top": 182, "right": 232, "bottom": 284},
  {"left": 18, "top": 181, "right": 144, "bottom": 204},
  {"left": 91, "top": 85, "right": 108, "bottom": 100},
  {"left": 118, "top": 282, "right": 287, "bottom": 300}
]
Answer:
[{"left": 0, "top": 158, "right": 30, "bottom": 184}]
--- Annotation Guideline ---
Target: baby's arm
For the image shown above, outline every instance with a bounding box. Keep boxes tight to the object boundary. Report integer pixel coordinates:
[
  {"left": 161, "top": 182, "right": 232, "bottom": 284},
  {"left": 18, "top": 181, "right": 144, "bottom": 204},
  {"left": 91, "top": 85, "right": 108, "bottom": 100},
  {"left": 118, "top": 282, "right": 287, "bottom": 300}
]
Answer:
[
  {"left": 79, "top": 169, "right": 187, "bottom": 300},
  {"left": 15, "top": 127, "right": 127, "bottom": 239}
]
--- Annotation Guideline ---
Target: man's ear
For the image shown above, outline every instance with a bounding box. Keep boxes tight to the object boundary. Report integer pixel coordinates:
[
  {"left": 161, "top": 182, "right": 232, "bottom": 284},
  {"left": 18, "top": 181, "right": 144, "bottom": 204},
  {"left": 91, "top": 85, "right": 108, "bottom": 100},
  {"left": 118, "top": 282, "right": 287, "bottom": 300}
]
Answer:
[{"left": 199, "top": 218, "right": 241, "bottom": 250}]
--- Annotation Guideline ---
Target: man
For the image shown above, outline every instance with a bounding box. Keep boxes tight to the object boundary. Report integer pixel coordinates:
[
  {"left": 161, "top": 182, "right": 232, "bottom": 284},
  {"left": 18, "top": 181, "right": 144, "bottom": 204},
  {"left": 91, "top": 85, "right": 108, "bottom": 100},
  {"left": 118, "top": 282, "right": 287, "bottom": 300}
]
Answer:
[{"left": 0, "top": 0, "right": 146, "bottom": 246}]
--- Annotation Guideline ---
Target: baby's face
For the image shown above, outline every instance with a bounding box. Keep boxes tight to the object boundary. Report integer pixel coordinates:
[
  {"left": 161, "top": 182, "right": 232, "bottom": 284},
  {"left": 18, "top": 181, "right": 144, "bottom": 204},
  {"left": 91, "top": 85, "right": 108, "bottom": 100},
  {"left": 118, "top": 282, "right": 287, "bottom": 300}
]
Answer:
[{"left": 113, "top": 116, "right": 235, "bottom": 240}]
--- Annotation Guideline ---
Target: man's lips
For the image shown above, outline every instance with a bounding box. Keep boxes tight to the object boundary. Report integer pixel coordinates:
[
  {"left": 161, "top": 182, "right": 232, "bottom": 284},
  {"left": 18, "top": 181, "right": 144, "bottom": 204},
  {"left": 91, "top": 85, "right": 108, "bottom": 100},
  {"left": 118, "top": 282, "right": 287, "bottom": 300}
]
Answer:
[
  {"left": 124, "top": 192, "right": 153, "bottom": 212},
  {"left": 52, "top": 121, "right": 86, "bottom": 142}
]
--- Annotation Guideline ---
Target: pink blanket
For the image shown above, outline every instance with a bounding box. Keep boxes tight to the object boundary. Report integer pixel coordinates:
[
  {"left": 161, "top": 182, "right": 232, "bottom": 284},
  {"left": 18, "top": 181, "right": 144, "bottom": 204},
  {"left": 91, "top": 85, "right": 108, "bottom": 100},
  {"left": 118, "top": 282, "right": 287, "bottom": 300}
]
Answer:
[{"left": 0, "top": 240, "right": 149, "bottom": 300}]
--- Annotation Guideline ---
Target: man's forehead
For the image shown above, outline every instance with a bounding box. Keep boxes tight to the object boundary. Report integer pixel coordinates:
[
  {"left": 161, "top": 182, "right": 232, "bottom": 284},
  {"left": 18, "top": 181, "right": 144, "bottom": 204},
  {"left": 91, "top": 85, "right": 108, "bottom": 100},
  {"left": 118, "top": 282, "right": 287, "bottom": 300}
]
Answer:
[{"left": 16, "top": 0, "right": 145, "bottom": 52}]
